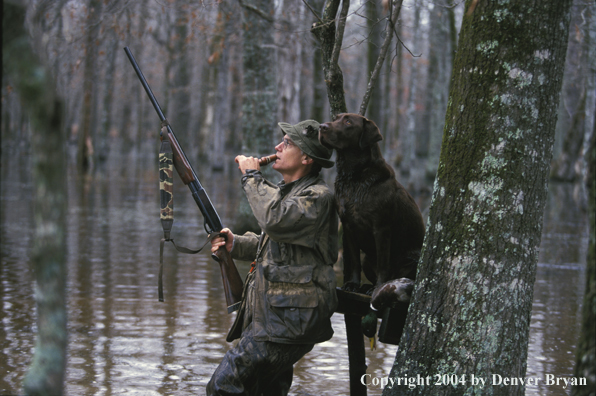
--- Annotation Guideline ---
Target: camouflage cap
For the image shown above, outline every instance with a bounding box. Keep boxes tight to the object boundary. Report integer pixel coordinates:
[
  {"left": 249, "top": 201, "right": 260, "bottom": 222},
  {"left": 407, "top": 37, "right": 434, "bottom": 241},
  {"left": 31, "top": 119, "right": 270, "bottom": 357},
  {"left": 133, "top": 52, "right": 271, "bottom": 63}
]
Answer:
[{"left": 278, "top": 120, "right": 334, "bottom": 168}]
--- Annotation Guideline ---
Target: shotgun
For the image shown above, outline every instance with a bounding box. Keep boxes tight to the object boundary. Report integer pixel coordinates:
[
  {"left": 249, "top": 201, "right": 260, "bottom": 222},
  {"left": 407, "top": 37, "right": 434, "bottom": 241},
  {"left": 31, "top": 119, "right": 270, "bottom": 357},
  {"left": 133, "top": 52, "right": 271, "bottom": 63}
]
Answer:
[{"left": 123, "top": 47, "right": 248, "bottom": 313}]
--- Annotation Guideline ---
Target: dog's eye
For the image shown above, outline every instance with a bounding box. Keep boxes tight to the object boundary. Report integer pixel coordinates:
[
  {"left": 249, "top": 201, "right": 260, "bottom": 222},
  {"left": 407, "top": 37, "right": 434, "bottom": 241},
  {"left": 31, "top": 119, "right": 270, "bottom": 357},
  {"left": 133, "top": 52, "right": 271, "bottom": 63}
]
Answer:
[{"left": 345, "top": 119, "right": 352, "bottom": 125}]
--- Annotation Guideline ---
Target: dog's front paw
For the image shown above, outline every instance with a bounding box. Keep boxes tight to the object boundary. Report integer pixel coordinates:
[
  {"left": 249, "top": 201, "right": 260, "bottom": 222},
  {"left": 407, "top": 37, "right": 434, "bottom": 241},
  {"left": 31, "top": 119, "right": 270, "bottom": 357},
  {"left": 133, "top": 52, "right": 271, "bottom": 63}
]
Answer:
[
  {"left": 370, "top": 278, "right": 414, "bottom": 311},
  {"left": 341, "top": 281, "right": 361, "bottom": 292}
]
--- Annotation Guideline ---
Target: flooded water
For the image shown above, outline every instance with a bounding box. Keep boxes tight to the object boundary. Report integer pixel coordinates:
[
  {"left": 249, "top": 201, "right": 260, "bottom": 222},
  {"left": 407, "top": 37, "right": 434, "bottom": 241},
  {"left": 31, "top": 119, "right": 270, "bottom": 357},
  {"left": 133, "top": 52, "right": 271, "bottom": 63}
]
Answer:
[{"left": 0, "top": 147, "right": 589, "bottom": 396}]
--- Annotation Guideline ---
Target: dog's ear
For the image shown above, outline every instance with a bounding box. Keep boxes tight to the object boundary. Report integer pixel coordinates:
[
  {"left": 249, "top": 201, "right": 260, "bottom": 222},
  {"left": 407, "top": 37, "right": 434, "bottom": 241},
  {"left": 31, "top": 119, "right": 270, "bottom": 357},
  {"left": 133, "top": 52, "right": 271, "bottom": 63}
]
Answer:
[{"left": 359, "top": 118, "right": 383, "bottom": 148}]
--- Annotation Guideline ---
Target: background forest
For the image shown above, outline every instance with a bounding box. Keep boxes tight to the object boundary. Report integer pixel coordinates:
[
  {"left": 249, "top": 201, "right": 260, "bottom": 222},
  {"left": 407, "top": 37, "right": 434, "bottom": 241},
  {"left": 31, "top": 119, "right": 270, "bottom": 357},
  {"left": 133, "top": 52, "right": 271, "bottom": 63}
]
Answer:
[
  {"left": 2, "top": 0, "right": 592, "bottom": 188},
  {"left": 1, "top": 1, "right": 595, "bottom": 395}
]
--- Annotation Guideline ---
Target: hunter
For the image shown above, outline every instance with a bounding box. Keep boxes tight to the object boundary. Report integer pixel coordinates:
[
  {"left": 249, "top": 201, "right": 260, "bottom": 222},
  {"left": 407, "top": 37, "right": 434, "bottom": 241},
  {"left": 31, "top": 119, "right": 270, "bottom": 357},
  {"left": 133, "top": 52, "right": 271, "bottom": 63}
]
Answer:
[{"left": 207, "top": 120, "right": 338, "bottom": 396}]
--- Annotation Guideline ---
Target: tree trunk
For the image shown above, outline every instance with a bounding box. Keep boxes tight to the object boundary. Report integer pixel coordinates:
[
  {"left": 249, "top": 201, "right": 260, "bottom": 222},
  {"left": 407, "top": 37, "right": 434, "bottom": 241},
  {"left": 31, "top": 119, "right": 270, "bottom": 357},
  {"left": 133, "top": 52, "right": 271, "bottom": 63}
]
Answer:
[
  {"left": 78, "top": 0, "right": 102, "bottom": 171},
  {"left": 384, "top": 18, "right": 403, "bottom": 161},
  {"left": 235, "top": 0, "right": 277, "bottom": 233},
  {"left": 425, "top": 0, "right": 456, "bottom": 179},
  {"left": 365, "top": 0, "right": 383, "bottom": 126},
  {"left": 124, "top": 3, "right": 149, "bottom": 153},
  {"left": 311, "top": 0, "right": 348, "bottom": 118},
  {"left": 203, "top": 3, "right": 226, "bottom": 168},
  {"left": 309, "top": 0, "right": 327, "bottom": 123},
  {"left": 550, "top": 90, "right": 587, "bottom": 181},
  {"left": 571, "top": 100, "right": 595, "bottom": 396},
  {"left": 400, "top": 0, "right": 421, "bottom": 175},
  {"left": 4, "top": 3, "right": 68, "bottom": 395},
  {"left": 551, "top": 0, "right": 595, "bottom": 182},
  {"left": 384, "top": 1, "right": 572, "bottom": 395},
  {"left": 277, "top": 0, "right": 304, "bottom": 124},
  {"left": 166, "top": 1, "right": 192, "bottom": 148},
  {"left": 240, "top": 0, "right": 277, "bottom": 156},
  {"left": 97, "top": 33, "right": 119, "bottom": 163}
]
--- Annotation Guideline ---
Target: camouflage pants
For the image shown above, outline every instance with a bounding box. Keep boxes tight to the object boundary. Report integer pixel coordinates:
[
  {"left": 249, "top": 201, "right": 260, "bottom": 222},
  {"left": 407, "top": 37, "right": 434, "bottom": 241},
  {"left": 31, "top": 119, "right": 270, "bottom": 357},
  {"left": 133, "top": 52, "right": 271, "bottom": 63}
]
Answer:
[{"left": 206, "top": 328, "right": 314, "bottom": 396}]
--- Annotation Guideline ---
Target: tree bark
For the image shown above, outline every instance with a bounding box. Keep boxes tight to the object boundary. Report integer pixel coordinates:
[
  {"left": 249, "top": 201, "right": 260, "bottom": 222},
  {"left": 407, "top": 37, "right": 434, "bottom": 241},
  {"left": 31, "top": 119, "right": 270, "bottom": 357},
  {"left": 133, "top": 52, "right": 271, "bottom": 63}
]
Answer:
[
  {"left": 4, "top": 3, "right": 68, "bottom": 395},
  {"left": 311, "top": 0, "right": 348, "bottom": 118},
  {"left": 384, "top": 1, "right": 572, "bottom": 395}
]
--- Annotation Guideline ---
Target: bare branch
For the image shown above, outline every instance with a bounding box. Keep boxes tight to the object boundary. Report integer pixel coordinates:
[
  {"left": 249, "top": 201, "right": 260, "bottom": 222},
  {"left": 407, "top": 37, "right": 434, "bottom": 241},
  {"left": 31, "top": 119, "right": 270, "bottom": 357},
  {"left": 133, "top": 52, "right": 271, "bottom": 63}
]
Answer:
[
  {"left": 302, "top": 0, "right": 323, "bottom": 24},
  {"left": 359, "top": 0, "right": 404, "bottom": 116},
  {"left": 238, "top": 0, "right": 274, "bottom": 23},
  {"left": 331, "top": 0, "right": 350, "bottom": 67},
  {"left": 396, "top": 34, "right": 421, "bottom": 58}
]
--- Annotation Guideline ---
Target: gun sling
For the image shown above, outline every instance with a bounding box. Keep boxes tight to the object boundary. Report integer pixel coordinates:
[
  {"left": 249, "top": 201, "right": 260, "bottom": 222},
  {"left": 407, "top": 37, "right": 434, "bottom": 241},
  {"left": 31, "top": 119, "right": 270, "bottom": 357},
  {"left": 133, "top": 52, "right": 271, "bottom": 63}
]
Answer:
[{"left": 158, "top": 125, "right": 219, "bottom": 301}]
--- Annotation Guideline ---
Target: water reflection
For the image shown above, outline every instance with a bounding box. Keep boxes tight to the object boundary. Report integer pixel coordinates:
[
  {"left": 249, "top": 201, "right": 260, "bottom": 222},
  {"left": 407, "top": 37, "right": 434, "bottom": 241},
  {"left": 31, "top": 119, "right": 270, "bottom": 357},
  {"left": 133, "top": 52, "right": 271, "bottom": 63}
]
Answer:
[
  {"left": 526, "top": 182, "right": 588, "bottom": 396},
  {"left": 0, "top": 150, "right": 588, "bottom": 396}
]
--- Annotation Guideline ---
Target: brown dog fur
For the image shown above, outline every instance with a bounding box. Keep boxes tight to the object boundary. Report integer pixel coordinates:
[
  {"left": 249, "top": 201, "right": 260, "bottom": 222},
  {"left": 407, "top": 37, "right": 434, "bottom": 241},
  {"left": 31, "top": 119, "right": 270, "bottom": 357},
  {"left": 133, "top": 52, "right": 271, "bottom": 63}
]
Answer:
[{"left": 319, "top": 113, "right": 425, "bottom": 293}]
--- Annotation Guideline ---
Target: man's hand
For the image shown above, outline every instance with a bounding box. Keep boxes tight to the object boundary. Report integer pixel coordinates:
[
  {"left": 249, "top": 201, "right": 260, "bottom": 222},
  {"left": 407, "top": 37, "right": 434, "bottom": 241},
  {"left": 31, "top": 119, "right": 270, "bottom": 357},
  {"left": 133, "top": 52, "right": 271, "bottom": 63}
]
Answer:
[
  {"left": 235, "top": 155, "right": 260, "bottom": 174},
  {"left": 211, "top": 228, "right": 234, "bottom": 253}
]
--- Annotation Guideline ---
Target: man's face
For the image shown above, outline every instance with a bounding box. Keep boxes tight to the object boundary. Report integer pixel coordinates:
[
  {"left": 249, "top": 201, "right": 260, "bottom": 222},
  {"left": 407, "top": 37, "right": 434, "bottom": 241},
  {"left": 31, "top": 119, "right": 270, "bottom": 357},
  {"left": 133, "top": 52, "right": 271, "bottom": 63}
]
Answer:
[{"left": 272, "top": 137, "right": 306, "bottom": 178}]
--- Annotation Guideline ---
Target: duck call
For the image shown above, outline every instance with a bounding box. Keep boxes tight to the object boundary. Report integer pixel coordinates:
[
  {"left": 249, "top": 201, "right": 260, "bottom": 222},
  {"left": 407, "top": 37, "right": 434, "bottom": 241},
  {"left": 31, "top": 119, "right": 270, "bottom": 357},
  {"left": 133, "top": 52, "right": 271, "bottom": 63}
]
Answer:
[{"left": 258, "top": 154, "right": 277, "bottom": 166}]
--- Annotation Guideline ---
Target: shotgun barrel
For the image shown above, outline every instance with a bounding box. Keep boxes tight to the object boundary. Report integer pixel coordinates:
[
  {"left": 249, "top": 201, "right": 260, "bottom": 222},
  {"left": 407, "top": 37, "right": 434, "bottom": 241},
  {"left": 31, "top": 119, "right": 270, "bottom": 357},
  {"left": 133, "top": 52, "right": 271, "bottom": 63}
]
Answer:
[{"left": 124, "top": 46, "right": 243, "bottom": 313}]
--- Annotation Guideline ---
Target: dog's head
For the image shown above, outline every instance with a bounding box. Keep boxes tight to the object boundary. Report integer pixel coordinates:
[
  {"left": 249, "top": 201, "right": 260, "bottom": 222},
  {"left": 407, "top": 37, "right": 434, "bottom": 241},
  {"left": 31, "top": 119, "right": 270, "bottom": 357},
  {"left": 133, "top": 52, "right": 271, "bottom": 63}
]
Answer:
[{"left": 319, "top": 113, "right": 382, "bottom": 151}]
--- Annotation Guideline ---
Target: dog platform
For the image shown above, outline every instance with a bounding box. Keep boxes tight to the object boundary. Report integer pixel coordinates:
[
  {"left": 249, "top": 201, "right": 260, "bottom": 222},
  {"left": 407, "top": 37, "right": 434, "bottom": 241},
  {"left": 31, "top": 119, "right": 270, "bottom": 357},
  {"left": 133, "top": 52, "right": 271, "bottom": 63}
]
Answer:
[
  {"left": 335, "top": 287, "right": 409, "bottom": 345},
  {"left": 335, "top": 287, "right": 410, "bottom": 396}
]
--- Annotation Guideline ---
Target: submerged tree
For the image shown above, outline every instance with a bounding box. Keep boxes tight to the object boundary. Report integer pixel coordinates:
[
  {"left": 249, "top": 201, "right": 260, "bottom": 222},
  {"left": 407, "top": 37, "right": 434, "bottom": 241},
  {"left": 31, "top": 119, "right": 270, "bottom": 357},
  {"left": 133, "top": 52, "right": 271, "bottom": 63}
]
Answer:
[
  {"left": 384, "top": 1, "right": 573, "bottom": 395},
  {"left": 240, "top": 0, "right": 277, "bottom": 155},
  {"left": 3, "top": 2, "right": 68, "bottom": 395},
  {"left": 572, "top": 104, "right": 595, "bottom": 395},
  {"left": 234, "top": 0, "right": 277, "bottom": 233},
  {"left": 311, "top": 0, "right": 349, "bottom": 118}
]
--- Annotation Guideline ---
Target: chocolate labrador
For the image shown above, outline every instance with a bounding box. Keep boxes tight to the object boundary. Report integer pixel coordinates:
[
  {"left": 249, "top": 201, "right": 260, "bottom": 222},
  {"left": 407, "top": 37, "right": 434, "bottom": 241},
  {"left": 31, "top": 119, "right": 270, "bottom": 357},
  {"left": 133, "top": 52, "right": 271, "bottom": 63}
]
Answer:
[{"left": 319, "top": 113, "right": 425, "bottom": 295}]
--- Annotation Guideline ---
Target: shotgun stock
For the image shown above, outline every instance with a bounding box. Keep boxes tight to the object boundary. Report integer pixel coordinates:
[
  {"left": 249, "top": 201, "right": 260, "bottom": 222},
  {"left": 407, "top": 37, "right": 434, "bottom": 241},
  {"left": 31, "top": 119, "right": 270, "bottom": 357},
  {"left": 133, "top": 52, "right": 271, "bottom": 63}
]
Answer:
[{"left": 124, "top": 47, "right": 243, "bottom": 313}]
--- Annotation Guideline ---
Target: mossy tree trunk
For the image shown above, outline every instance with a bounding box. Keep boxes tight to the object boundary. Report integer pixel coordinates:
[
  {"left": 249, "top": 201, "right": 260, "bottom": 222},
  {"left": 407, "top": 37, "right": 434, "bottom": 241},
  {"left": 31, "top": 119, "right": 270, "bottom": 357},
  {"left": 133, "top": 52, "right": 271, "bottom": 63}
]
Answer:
[
  {"left": 384, "top": 1, "right": 572, "bottom": 395},
  {"left": 3, "top": 3, "right": 68, "bottom": 395}
]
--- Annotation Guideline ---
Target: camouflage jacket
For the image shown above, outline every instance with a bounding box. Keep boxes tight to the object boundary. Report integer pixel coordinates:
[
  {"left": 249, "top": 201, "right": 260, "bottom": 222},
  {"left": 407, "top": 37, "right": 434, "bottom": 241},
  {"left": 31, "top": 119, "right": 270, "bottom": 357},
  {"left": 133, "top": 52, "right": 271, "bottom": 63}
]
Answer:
[{"left": 230, "top": 170, "right": 338, "bottom": 344}]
